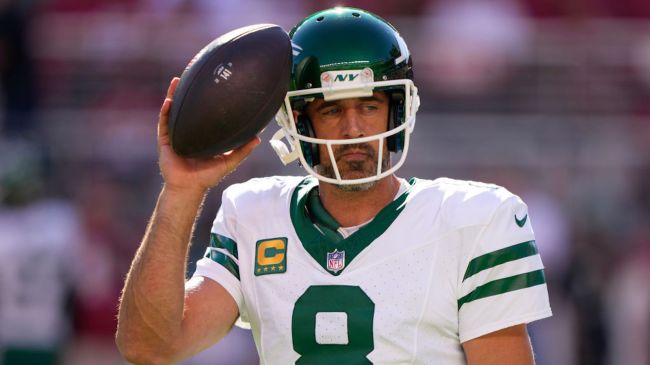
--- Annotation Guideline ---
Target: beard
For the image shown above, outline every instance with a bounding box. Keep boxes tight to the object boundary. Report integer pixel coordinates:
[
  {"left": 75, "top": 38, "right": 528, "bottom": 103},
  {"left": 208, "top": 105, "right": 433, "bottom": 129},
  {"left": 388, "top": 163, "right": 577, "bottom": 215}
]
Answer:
[{"left": 314, "top": 143, "right": 391, "bottom": 192}]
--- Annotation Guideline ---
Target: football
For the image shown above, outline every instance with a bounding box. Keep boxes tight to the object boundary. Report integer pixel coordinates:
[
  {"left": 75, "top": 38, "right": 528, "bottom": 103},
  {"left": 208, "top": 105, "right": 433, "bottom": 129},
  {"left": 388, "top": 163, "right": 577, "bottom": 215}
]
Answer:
[{"left": 168, "top": 24, "right": 292, "bottom": 157}]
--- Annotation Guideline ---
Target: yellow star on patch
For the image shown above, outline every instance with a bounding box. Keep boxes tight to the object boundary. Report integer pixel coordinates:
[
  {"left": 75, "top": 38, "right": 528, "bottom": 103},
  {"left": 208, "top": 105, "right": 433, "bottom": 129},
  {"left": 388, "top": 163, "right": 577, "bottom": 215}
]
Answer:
[
  {"left": 278, "top": 265, "right": 284, "bottom": 270},
  {"left": 271, "top": 266, "right": 277, "bottom": 271},
  {"left": 264, "top": 267, "right": 269, "bottom": 272}
]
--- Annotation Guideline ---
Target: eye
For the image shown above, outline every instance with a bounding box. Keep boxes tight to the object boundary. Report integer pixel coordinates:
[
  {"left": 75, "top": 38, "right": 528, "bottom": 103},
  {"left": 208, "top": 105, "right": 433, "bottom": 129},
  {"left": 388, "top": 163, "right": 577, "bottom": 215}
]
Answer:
[
  {"left": 320, "top": 106, "right": 341, "bottom": 116},
  {"left": 361, "top": 103, "right": 379, "bottom": 112}
]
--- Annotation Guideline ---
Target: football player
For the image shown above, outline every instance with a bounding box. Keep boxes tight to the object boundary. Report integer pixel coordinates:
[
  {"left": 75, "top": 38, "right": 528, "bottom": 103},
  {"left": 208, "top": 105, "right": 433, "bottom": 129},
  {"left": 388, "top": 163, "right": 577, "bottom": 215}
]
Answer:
[{"left": 117, "top": 7, "right": 551, "bottom": 364}]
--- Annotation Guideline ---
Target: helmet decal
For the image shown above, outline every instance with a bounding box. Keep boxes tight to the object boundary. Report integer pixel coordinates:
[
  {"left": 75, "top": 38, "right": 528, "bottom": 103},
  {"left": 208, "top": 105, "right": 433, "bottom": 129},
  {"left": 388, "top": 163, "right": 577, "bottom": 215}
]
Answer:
[
  {"left": 394, "top": 34, "right": 410, "bottom": 65},
  {"left": 291, "top": 42, "right": 303, "bottom": 57}
]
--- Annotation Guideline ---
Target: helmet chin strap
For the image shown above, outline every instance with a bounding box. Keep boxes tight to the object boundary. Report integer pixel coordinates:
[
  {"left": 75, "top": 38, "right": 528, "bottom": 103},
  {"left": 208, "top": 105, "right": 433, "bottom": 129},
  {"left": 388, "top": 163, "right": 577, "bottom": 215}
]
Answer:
[{"left": 270, "top": 129, "right": 300, "bottom": 165}]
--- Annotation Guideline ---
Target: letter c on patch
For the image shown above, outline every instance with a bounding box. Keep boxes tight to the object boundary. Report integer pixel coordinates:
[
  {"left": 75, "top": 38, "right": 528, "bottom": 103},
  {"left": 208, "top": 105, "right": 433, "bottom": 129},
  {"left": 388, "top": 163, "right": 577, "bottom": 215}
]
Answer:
[{"left": 257, "top": 239, "right": 285, "bottom": 266}]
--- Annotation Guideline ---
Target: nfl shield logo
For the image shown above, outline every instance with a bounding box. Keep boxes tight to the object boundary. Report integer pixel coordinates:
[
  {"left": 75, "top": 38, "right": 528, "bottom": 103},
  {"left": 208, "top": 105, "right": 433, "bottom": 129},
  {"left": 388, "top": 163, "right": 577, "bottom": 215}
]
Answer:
[{"left": 326, "top": 249, "right": 345, "bottom": 273}]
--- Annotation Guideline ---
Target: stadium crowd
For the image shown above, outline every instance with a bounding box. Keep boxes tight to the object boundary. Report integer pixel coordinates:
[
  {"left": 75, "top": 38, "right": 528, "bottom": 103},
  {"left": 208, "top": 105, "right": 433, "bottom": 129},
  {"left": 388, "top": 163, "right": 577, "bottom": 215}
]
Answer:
[{"left": 1, "top": 0, "right": 650, "bottom": 364}]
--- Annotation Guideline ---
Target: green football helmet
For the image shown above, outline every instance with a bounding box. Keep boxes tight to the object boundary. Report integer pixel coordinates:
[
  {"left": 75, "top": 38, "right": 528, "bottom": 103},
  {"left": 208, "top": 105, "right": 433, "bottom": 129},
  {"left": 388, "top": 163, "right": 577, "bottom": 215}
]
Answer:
[{"left": 271, "top": 7, "right": 420, "bottom": 185}]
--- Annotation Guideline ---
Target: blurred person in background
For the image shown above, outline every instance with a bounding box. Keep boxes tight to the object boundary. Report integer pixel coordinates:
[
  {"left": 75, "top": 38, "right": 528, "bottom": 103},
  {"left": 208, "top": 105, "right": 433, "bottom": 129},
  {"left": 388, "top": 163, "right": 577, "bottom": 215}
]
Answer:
[
  {"left": 0, "top": 0, "right": 39, "bottom": 137},
  {"left": 0, "top": 139, "right": 82, "bottom": 365},
  {"left": 605, "top": 235, "right": 650, "bottom": 365},
  {"left": 605, "top": 168, "right": 650, "bottom": 365}
]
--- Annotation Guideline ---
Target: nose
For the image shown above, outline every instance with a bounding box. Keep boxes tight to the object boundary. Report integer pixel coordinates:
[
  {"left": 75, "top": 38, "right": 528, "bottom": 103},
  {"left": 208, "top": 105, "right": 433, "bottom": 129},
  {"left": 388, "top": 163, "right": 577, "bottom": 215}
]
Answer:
[{"left": 340, "top": 108, "right": 364, "bottom": 139}]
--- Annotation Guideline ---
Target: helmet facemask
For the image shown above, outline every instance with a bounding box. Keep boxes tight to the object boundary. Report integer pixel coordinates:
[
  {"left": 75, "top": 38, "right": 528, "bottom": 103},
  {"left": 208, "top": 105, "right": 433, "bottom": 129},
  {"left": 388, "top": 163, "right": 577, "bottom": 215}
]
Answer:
[{"left": 272, "top": 78, "right": 419, "bottom": 186}]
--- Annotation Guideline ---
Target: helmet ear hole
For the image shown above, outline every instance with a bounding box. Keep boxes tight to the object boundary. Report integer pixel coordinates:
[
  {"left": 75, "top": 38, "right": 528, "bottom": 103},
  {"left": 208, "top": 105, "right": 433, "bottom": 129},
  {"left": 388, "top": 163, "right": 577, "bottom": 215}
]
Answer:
[
  {"left": 387, "top": 91, "right": 405, "bottom": 153},
  {"left": 296, "top": 114, "right": 320, "bottom": 166}
]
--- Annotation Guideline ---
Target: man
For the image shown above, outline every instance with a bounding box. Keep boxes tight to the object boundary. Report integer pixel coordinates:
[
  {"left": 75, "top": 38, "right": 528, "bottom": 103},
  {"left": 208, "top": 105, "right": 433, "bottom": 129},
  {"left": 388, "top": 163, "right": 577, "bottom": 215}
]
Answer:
[
  {"left": 0, "top": 139, "right": 81, "bottom": 365},
  {"left": 116, "top": 7, "right": 551, "bottom": 364}
]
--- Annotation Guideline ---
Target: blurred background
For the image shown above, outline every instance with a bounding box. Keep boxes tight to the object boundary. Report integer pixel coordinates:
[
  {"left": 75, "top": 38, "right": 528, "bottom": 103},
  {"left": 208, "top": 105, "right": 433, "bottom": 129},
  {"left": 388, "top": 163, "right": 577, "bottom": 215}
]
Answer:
[{"left": 1, "top": 0, "right": 649, "bottom": 364}]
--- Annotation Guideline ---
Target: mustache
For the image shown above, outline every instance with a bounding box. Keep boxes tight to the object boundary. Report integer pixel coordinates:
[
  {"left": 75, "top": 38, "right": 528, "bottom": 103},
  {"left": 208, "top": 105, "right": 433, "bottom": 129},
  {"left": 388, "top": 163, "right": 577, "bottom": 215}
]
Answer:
[{"left": 333, "top": 143, "right": 376, "bottom": 160}]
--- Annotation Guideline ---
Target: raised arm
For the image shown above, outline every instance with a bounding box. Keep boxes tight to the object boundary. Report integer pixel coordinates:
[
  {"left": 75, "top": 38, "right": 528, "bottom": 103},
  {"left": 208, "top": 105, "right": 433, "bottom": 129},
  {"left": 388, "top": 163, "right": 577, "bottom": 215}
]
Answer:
[{"left": 115, "top": 78, "right": 260, "bottom": 364}]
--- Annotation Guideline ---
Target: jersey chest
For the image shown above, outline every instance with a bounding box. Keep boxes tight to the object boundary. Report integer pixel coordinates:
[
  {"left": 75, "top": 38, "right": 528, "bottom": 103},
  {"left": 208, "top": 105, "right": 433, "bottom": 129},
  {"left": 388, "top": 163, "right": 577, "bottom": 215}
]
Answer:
[{"left": 236, "top": 207, "right": 464, "bottom": 364}]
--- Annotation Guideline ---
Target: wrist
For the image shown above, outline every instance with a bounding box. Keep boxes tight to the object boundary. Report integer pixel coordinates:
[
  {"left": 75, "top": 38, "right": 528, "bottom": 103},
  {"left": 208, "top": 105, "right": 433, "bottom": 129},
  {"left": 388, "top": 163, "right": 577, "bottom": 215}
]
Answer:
[{"left": 161, "top": 183, "right": 209, "bottom": 203}]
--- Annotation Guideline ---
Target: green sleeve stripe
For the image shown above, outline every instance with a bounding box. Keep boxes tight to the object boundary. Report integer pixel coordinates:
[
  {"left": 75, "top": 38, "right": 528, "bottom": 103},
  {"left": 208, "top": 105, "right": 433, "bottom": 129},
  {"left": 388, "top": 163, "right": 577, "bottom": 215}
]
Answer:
[
  {"left": 206, "top": 249, "right": 240, "bottom": 280},
  {"left": 458, "top": 269, "right": 546, "bottom": 309},
  {"left": 210, "top": 233, "right": 238, "bottom": 259},
  {"left": 463, "top": 240, "right": 538, "bottom": 281}
]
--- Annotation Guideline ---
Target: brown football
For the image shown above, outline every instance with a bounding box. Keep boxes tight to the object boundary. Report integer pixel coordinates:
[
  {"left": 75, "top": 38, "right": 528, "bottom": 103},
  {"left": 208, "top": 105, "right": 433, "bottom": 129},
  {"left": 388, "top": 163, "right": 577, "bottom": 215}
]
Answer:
[{"left": 168, "top": 24, "right": 291, "bottom": 157}]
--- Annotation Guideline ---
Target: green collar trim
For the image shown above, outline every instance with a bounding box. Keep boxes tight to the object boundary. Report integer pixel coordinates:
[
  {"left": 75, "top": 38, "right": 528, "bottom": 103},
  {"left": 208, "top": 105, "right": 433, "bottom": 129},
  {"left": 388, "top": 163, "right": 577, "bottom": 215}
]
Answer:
[
  {"left": 307, "top": 187, "right": 342, "bottom": 238},
  {"left": 290, "top": 177, "right": 416, "bottom": 276}
]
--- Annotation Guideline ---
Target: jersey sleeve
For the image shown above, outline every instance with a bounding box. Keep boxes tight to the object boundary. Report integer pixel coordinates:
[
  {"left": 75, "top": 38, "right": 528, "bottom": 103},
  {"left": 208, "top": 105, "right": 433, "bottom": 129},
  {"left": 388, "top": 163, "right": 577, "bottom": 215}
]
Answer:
[
  {"left": 192, "top": 189, "right": 249, "bottom": 325},
  {"left": 457, "top": 192, "right": 552, "bottom": 343}
]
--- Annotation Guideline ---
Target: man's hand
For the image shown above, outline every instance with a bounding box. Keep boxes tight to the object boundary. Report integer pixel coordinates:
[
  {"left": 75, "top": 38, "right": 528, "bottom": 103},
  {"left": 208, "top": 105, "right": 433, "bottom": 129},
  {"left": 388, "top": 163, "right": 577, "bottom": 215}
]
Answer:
[{"left": 158, "top": 77, "right": 261, "bottom": 194}]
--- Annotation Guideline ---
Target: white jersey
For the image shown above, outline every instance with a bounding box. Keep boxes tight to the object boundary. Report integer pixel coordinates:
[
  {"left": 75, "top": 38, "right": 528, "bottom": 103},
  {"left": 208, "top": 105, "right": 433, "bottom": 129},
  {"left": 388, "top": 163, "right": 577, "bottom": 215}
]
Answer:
[
  {"left": 193, "top": 176, "right": 552, "bottom": 364},
  {"left": 0, "top": 200, "right": 81, "bottom": 348}
]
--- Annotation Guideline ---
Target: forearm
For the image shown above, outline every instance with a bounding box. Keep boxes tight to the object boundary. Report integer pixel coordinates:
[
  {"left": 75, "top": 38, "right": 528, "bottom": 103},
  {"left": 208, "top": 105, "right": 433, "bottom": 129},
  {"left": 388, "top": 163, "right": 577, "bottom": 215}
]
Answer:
[{"left": 116, "top": 184, "right": 207, "bottom": 363}]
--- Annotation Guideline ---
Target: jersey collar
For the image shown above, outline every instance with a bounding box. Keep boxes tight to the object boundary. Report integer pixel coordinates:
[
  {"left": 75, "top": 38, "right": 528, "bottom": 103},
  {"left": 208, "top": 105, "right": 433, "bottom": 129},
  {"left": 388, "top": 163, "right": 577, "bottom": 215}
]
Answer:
[{"left": 290, "top": 176, "right": 415, "bottom": 276}]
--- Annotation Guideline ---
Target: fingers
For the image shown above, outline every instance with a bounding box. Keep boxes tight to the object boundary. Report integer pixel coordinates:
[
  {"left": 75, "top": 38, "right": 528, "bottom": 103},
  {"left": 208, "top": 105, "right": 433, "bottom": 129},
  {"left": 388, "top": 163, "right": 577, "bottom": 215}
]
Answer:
[
  {"left": 167, "top": 77, "right": 180, "bottom": 99},
  {"left": 159, "top": 77, "right": 181, "bottom": 120},
  {"left": 158, "top": 77, "right": 181, "bottom": 144}
]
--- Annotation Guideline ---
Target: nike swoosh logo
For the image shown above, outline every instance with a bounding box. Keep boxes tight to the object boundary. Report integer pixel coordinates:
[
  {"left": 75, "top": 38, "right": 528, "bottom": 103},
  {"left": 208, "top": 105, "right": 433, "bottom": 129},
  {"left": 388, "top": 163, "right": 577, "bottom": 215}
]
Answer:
[{"left": 514, "top": 214, "right": 528, "bottom": 228}]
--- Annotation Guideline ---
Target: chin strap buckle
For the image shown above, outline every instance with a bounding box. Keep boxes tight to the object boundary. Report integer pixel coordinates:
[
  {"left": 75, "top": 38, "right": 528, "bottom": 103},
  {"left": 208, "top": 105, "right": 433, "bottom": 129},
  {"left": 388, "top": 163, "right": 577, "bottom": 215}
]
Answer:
[{"left": 269, "top": 129, "right": 299, "bottom": 165}]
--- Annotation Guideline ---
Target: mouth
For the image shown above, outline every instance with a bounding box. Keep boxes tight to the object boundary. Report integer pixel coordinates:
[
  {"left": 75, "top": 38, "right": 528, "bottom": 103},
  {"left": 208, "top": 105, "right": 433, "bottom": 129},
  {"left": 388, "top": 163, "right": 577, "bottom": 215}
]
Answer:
[
  {"left": 334, "top": 144, "right": 375, "bottom": 163},
  {"left": 339, "top": 150, "right": 370, "bottom": 162}
]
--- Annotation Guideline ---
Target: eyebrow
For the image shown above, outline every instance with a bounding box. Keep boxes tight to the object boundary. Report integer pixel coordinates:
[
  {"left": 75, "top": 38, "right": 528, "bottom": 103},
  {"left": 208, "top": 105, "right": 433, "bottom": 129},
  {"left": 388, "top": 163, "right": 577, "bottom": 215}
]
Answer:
[{"left": 314, "top": 96, "right": 385, "bottom": 112}]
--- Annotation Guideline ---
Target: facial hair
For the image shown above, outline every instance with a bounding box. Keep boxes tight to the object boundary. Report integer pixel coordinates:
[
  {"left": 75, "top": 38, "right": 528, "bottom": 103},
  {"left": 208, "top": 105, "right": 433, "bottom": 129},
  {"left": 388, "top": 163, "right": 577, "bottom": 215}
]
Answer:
[{"left": 314, "top": 143, "right": 391, "bottom": 192}]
